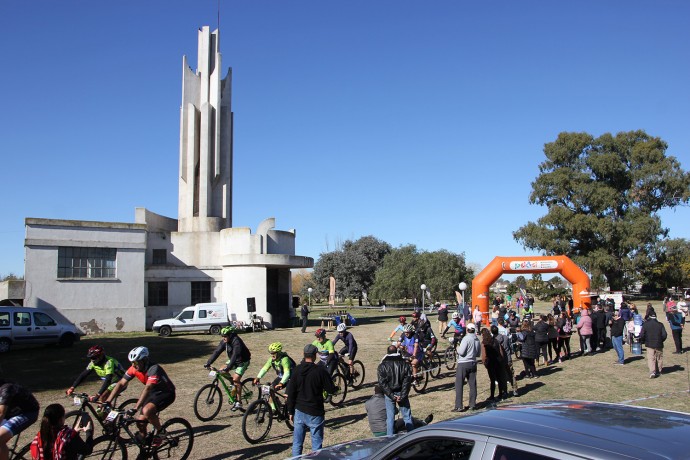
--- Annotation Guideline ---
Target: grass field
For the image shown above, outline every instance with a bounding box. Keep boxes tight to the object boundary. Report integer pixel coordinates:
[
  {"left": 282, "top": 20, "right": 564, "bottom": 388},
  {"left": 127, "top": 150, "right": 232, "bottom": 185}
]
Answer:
[{"left": 3, "top": 303, "right": 689, "bottom": 459}]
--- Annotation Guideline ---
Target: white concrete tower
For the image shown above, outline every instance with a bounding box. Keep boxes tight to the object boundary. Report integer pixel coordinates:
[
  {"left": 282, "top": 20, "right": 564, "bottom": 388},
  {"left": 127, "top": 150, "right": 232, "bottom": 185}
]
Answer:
[{"left": 178, "top": 26, "right": 232, "bottom": 232}]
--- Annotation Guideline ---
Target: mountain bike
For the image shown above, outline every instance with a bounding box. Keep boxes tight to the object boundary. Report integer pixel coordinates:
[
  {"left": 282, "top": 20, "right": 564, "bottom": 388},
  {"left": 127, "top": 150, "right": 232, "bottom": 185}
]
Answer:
[
  {"left": 65, "top": 392, "right": 138, "bottom": 440},
  {"left": 241, "top": 383, "right": 293, "bottom": 444},
  {"left": 84, "top": 407, "right": 194, "bottom": 460},
  {"left": 193, "top": 367, "right": 254, "bottom": 421},
  {"left": 336, "top": 353, "right": 365, "bottom": 390},
  {"left": 443, "top": 336, "right": 459, "bottom": 371},
  {"left": 423, "top": 348, "right": 443, "bottom": 379},
  {"left": 325, "top": 366, "right": 348, "bottom": 407},
  {"left": 7, "top": 431, "right": 31, "bottom": 460},
  {"left": 399, "top": 349, "right": 429, "bottom": 393}
]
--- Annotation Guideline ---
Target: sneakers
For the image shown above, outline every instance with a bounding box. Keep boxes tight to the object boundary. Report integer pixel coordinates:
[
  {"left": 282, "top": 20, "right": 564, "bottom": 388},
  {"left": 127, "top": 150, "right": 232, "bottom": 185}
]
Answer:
[
  {"left": 513, "top": 390, "right": 519, "bottom": 397},
  {"left": 650, "top": 373, "right": 657, "bottom": 379},
  {"left": 231, "top": 401, "right": 243, "bottom": 412}
]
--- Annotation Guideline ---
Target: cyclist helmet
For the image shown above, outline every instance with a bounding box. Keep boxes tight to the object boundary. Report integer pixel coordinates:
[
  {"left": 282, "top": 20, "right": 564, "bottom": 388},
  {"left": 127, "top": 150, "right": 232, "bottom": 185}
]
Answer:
[
  {"left": 452, "top": 312, "right": 460, "bottom": 320},
  {"left": 87, "top": 345, "right": 104, "bottom": 360},
  {"left": 128, "top": 346, "right": 149, "bottom": 362},
  {"left": 337, "top": 323, "right": 347, "bottom": 332},
  {"left": 404, "top": 324, "right": 415, "bottom": 333},
  {"left": 220, "top": 325, "right": 236, "bottom": 337},
  {"left": 268, "top": 342, "right": 283, "bottom": 353},
  {"left": 314, "top": 328, "right": 327, "bottom": 338},
  {"left": 398, "top": 316, "right": 406, "bottom": 324}
]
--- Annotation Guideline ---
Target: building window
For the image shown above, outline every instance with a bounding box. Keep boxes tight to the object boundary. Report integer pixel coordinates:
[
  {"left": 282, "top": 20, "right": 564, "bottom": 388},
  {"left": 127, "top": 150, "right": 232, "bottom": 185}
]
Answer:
[
  {"left": 191, "top": 281, "right": 211, "bottom": 305},
  {"left": 57, "top": 247, "right": 116, "bottom": 279},
  {"left": 148, "top": 282, "right": 168, "bottom": 306},
  {"left": 152, "top": 249, "right": 167, "bottom": 265}
]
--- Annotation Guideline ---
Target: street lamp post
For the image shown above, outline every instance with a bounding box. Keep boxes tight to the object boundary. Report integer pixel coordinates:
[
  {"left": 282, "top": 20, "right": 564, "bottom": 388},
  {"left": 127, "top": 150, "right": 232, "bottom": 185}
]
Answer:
[
  {"left": 421, "top": 284, "right": 427, "bottom": 312},
  {"left": 308, "top": 287, "right": 313, "bottom": 308},
  {"left": 459, "top": 282, "right": 467, "bottom": 316}
]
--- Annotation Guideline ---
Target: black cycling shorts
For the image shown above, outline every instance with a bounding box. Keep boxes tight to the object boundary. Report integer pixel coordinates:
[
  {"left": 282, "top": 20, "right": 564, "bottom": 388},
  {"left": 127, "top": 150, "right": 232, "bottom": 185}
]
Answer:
[
  {"left": 146, "top": 390, "right": 176, "bottom": 412},
  {"left": 339, "top": 346, "right": 357, "bottom": 361}
]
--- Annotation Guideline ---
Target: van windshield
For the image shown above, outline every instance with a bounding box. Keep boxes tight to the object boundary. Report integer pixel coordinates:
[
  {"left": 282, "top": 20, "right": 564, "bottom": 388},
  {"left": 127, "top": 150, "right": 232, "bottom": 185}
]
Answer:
[{"left": 178, "top": 310, "right": 194, "bottom": 320}]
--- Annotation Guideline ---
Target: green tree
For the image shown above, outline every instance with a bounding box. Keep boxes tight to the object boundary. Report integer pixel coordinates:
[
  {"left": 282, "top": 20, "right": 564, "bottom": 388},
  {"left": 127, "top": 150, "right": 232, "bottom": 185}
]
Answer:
[
  {"left": 645, "top": 238, "right": 690, "bottom": 292},
  {"left": 312, "top": 236, "right": 391, "bottom": 304},
  {"left": 371, "top": 246, "right": 473, "bottom": 302},
  {"left": 514, "top": 131, "right": 690, "bottom": 291}
]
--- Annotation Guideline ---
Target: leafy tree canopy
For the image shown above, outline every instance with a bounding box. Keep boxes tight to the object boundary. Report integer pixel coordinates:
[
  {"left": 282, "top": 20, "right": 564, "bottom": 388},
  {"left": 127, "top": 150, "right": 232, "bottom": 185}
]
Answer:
[
  {"left": 312, "top": 236, "right": 392, "bottom": 301},
  {"left": 644, "top": 238, "right": 690, "bottom": 292},
  {"left": 514, "top": 130, "right": 690, "bottom": 291},
  {"left": 371, "top": 245, "right": 473, "bottom": 302}
]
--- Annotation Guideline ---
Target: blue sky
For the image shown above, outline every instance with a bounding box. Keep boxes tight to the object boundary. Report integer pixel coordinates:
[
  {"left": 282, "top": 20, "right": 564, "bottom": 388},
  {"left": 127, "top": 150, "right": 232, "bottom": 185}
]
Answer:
[{"left": 1, "top": 1, "right": 689, "bottom": 279}]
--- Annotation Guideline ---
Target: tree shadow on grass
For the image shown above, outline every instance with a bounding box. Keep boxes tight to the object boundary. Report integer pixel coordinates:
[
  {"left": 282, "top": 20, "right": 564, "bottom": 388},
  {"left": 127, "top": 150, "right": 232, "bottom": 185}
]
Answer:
[{"left": 205, "top": 440, "right": 293, "bottom": 459}]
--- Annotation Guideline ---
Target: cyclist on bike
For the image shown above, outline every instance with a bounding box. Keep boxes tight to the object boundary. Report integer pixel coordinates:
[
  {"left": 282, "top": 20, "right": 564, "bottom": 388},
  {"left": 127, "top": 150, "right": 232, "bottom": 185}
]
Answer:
[
  {"left": 312, "top": 328, "right": 338, "bottom": 375},
  {"left": 396, "top": 324, "right": 423, "bottom": 379},
  {"left": 66, "top": 345, "right": 127, "bottom": 403},
  {"left": 443, "top": 311, "right": 466, "bottom": 339},
  {"left": 507, "top": 310, "right": 521, "bottom": 332},
  {"left": 0, "top": 379, "right": 40, "bottom": 460},
  {"left": 204, "top": 326, "right": 251, "bottom": 411},
  {"left": 105, "top": 346, "right": 176, "bottom": 445},
  {"left": 332, "top": 323, "right": 358, "bottom": 377},
  {"left": 388, "top": 316, "right": 407, "bottom": 341},
  {"left": 253, "top": 342, "right": 295, "bottom": 392}
]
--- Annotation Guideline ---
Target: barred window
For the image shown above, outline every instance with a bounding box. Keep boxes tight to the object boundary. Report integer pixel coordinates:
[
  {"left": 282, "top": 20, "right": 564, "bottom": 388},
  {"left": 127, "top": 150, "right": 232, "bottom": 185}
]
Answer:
[
  {"left": 152, "top": 249, "right": 167, "bottom": 265},
  {"left": 148, "top": 282, "right": 168, "bottom": 306},
  {"left": 191, "top": 281, "right": 211, "bottom": 304},
  {"left": 57, "top": 247, "right": 116, "bottom": 279}
]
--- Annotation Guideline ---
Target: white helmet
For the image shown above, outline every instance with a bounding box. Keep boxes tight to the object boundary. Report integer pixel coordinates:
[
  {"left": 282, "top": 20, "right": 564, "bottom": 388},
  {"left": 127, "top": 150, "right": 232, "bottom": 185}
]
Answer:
[
  {"left": 452, "top": 312, "right": 460, "bottom": 320},
  {"left": 337, "top": 323, "right": 347, "bottom": 332},
  {"left": 128, "top": 346, "right": 149, "bottom": 362}
]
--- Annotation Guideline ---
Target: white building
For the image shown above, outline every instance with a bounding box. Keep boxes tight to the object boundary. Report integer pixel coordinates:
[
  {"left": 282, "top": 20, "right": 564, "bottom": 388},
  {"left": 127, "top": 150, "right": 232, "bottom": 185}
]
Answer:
[{"left": 15, "top": 26, "right": 313, "bottom": 332}]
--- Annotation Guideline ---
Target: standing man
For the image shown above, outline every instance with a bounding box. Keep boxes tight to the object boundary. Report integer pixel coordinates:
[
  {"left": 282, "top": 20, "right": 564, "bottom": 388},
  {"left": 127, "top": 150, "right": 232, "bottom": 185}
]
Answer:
[
  {"left": 611, "top": 309, "right": 627, "bottom": 365},
  {"left": 639, "top": 306, "right": 668, "bottom": 378},
  {"left": 666, "top": 305, "right": 684, "bottom": 354},
  {"left": 300, "top": 302, "right": 310, "bottom": 333},
  {"left": 453, "top": 322, "right": 481, "bottom": 412},
  {"left": 287, "top": 344, "right": 336, "bottom": 457},
  {"left": 377, "top": 345, "right": 413, "bottom": 435}
]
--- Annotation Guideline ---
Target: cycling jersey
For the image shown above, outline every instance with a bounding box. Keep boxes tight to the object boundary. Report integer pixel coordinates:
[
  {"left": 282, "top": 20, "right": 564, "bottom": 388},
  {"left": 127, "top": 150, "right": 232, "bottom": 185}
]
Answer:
[
  {"left": 0, "top": 382, "right": 40, "bottom": 436},
  {"left": 332, "top": 331, "right": 358, "bottom": 356},
  {"left": 446, "top": 320, "right": 464, "bottom": 334},
  {"left": 123, "top": 363, "right": 176, "bottom": 394},
  {"left": 312, "top": 339, "right": 336, "bottom": 365},
  {"left": 399, "top": 334, "right": 423, "bottom": 360},
  {"left": 256, "top": 353, "right": 295, "bottom": 385},
  {"left": 206, "top": 335, "right": 252, "bottom": 371},
  {"left": 71, "top": 356, "right": 126, "bottom": 396}
]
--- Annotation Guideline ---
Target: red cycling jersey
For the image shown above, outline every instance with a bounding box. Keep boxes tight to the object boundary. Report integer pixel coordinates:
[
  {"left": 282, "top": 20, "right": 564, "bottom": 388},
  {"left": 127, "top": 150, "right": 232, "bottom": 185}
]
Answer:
[{"left": 123, "top": 363, "right": 175, "bottom": 393}]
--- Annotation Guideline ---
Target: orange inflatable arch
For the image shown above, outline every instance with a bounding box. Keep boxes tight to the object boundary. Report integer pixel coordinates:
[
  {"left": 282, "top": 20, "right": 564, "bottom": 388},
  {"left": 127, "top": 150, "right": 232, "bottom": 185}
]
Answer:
[{"left": 472, "top": 255, "right": 591, "bottom": 319}]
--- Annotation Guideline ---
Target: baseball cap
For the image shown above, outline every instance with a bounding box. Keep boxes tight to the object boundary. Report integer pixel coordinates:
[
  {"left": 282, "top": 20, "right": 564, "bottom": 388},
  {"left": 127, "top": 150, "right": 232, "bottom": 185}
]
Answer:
[
  {"left": 304, "top": 344, "right": 318, "bottom": 355},
  {"left": 466, "top": 323, "right": 476, "bottom": 331}
]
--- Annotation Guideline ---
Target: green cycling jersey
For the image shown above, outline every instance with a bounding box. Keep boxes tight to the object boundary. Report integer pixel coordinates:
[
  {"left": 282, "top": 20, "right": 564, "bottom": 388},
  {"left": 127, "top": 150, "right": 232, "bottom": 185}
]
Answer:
[
  {"left": 312, "top": 339, "right": 335, "bottom": 365},
  {"left": 256, "top": 353, "right": 294, "bottom": 385}
]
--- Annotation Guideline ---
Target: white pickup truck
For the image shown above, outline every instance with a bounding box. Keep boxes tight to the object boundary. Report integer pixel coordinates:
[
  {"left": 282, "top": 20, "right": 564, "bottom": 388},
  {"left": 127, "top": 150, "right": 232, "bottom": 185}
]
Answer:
[{"left": 152, "top": 302, "right": 230, "bottom": 337}]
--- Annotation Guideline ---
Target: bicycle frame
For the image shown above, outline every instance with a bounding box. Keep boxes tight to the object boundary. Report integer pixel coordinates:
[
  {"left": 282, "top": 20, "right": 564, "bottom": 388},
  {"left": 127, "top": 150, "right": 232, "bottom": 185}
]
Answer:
[{"left": 208, "top": 367, "right": 240, "bottom": 403}]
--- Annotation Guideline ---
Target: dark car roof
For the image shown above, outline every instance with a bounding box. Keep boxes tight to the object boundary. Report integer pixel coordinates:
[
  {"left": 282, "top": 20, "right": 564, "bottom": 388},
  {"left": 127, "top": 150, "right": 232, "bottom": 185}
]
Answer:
[{"left": 432, "top": 400, "right": 690, "bottom": 459}]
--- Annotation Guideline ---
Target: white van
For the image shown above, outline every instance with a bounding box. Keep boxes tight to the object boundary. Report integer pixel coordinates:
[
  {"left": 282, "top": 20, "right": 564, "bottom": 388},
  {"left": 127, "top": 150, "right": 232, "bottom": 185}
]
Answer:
[
  {"left": 152, "top": 302, "right": 230, "bottom": 337},
  {"left": 0, "top": 306, "right": 83, "bottom": 353}
]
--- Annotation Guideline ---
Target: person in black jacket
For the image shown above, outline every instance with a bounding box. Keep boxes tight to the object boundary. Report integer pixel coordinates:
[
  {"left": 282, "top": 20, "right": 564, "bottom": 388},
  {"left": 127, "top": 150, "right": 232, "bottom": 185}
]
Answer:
[
  {"left": 590, "top": 307, "right": 601, "bottom": 352},
  {"left": 300, "top": 302, "right": 310, "bottom": 333},
  {"left": 533, "top": 315, "right": 549, "bottom": 366},
  {"left": 204, "top": 326, "right": 251, "bottom": 411},
  {"left": 377, "top": 345, "right": 413, "bottom": 435},
  {"left": 639, "top": 306, "right": 668, "bottom": 378},
  {"left": 610, "top": 309, "right": 627, "bottom": 365},
  {"left": 287, "top": 344, "right": 336, "bottom": 457}
]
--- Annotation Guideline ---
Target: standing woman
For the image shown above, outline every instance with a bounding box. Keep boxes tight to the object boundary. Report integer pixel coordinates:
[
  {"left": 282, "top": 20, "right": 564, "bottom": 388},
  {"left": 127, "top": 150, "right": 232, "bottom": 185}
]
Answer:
[
  {"left": 546, "top": 315, "right": 558, "bottom": 364},
  {"left": 556, "top": 311, "right": 573, "bottom": 361},
  {"left": 533, "top": 315, "right": 549, "bottom": 366},
  {"left": 518, "top": 320, "right": 538, "bottom": 379},
  {"left": 437, "top": 304, "right": 449, "bottom": 336},
  {"left": 30, "top": 403, "right": 93, "bottom": 460},
  {"left": 480, "top": 329, "right": 507, "bottom": 401},
  {"left": 576, "top": 308, "right": 593, "bottom": 355}
]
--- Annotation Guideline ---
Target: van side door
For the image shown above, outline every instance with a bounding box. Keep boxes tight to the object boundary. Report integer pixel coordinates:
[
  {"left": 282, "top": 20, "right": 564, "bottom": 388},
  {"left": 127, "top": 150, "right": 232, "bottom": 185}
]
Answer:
[
  {"left": 12, "top": 310, "right": 35, "bottom": 344},
  {"left": 32, "top": 311, "right": 61, "bottom": 342}
]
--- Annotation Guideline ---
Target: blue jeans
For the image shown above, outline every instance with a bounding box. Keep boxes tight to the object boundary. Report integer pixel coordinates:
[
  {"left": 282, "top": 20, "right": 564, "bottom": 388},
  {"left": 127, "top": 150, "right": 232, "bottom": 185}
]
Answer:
[
  {"left": 292, "top": 409, "right": 325, "bottom": 456},
  {"left": 612, "top": 335, "right": 624, "bottom": 363},
  {"left": 384, "top": 394, "right": 413, "bottom": 436}
]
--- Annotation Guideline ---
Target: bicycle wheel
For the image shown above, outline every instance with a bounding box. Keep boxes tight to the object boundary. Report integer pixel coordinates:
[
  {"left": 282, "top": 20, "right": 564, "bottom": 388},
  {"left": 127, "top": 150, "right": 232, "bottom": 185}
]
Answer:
[
  {"left": 155, "top": 417, "right": 194, "bottom": 460},
  {"left": 329, "top": 371, "right": 348, "bottom": 407},
  {"left": 193, "top": 383, "right": 222, "bottom": 421},
  {"left": 116, "top": 398, "right": 139, "bottom": 412},
  {"left": 64, "top": 409, "right": 95, "bottom": 442},
  {"left": 444, "top": 345, "right": 457, "bottom": 370},
  {"left": 11, "top": 442, "right": 32, "bottom": 460},
  {"left": 238, "top": 378, "right": 254, "bottom": 407},
  {"left": 242, "top": 399, "right": 273, "bottom": 444},
  {"left": 429, "top": 353, "right": 442, "bottom": 379},
  {"left": 412, "top": 365, "right": 429, "bottom": 393},
  {"left": 350, "top": 360, "right": 366, "bottom": 389},
  {"left": 85, "top": 435, "right": 127, "bottom": 459}
]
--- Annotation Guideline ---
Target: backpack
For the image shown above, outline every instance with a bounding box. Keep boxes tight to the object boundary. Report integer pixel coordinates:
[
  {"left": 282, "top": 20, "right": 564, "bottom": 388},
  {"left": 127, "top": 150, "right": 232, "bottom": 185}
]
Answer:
[
  {"left": 31, "top": 426, "right": 78, "bottom": 460},
  {"left": 562, "top": 318, "right": 572, "bottom": 334}
]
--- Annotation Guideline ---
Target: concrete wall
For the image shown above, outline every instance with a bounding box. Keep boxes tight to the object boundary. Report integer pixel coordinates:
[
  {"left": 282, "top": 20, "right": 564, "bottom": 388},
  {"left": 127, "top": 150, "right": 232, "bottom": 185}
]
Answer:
[{"left": 24, "top": 218, "right": 146, "bottom": 333}]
